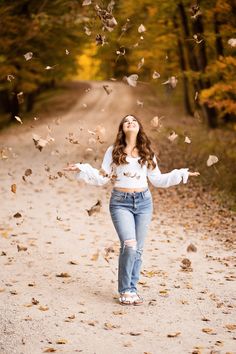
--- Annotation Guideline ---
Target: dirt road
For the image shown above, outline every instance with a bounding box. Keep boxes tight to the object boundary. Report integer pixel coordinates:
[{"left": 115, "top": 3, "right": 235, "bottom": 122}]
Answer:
[{"left": 0, "top": 81, "right": 236, "bottom": 354}]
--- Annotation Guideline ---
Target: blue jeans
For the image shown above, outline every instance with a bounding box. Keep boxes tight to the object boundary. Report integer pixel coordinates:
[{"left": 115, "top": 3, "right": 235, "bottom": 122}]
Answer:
[{"left": 109, "top": 188, "right": 153, "bottom": 294}]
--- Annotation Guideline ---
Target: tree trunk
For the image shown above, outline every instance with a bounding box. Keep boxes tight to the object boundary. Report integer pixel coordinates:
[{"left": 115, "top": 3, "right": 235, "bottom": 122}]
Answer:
[
  {"left": 173, "top": 15, "right": 193, "bottom": 116},
  {"left": 10, "top": 92, "right": 20, "bottom": 120},
  {"left": 213, "top": 12, "right": 224, "bottom": 57},
  {"left": 191, "top": 12, "right": 218, "bottom": 128}
]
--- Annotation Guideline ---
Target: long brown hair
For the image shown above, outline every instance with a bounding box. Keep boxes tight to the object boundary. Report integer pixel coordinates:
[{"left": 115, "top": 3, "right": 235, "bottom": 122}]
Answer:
[{"left": 112, "top": 115, "right": 157, "bottom": 169}]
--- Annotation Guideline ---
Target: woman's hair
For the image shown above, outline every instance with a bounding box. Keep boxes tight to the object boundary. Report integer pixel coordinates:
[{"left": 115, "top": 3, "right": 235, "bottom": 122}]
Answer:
[{"left": 112, "top": 114, "right": 157, "bottom": 169}]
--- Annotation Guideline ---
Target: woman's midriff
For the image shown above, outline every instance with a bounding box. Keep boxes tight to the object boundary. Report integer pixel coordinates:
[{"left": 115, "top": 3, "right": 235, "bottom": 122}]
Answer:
[{"left": 113, "top": 187, "right": 147, "bottom": 193}]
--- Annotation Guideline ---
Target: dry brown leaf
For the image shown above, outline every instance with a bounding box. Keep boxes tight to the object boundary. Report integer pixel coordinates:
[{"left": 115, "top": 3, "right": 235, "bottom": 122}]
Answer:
[
  {"left": 167, "top": 332, "right": 181, "bottom": 337},
  {"left": 17, "top": 245, "right": 27, "bottom": 252},
  {"left": 56, "top": 339, "right": 68, "bottom": 344},
  {"left": 187, "top": 243, "right": 197, "bottom": 252},
  {"left": 56, "top": 272, "right": 71, "bottom": 278},
  {"left": 86, "top": 200, "right": 102, "bottom": 216},
  {"left": 32, "top": 297, "right": 39, "bottom": 305},
  {"left": 129, "top": 331, "right": 141, "bottom": 336},
  {"left": 202, "top": 327, "right": 216, "bottom": 334},
  {"left": 24, "top": 169, "right": 32, "bottom": 176},
  {"left": 11, "top": 184, "right": 16, "bottom": 193},
  {"left": 38, "top": 305, "right": 49, "bottom": 311},
  {"left": 13, "top": 212, "right": 22, "bottom": 218},
  {"left": 91, "top": 250, "right": 99, "bottom": 261},
  {"left": 43, "top": 348, "right": 57, "bottom": 353},
  {"left": 225, "top": 324, "right": 236, "bottom": 331}
]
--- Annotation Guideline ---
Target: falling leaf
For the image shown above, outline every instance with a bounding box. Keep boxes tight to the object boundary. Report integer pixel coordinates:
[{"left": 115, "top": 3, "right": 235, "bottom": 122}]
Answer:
[
  {"left": 103, "top": 85, "right": 112, "bottom": 95},
  {"left": 82, "top": 0, "right": 91, "bottom": 5},
  {"left": 96, "top": 34, "right": 106, "bottom": 46},
  {"left": 137, "top": 99, "right": 143, "bottom": 107},
  {"left": 17, "top": 92, "right": 24, "bottom": 104},
  {"left": 137, "top": 57, "right": 144, "bottom": 70},
  {"left": 65, "top": 49, "right": 69, "bottom": 55},
  {"left": 187, "top": 243, "right": 197, "bottom": 252},
  {"left": 184, "top": 136, "right": 191, "bottom": 144},
  {"left": 104, "top": 322, "right": 120, "bottom": 330},
  {"left": 13, "top": 212, "right": 22, "bottom": 218},
  {"left": 11, "top": 184, "right": 16, "bottom": 193},
  {"left": 32, "top": 134, "right": 51, "bottom": 151},
  {"left": 124, "top": 74, "right": 138, "bottom": 87},
  {"left": 14, "top": 116, "right": 23, "bottom": 124},
  {"left": 162, "top": 76, "right": 178, "bottom": 88},
  {"left": 228, "top": 38, "right": 236, "bottom": 47},
  {"left": 68, "top": 260, "right": 78, "bottom": 265},
  {"left": 24, "top": 52, "right": 33, "bottom": 61},
  {"left": 194, "top": 91, "right": 199, "bottom": 100},
  {"left": 86, "top": 200, "right": 102, "bottom": 216},
  {"left": 193, "top": 34, "right": 203, "bottom": 44},
  {"left": 152, "top": 71, "right": 160, "bottom": 79},
  {"left": 91, "top": 250, "right": 99, "bottom": 261},
  {"left": 84, "top": 26, "right": 91, "bottom": 36},
  {"left": 168, "top": 131, "right": 178, "bottom": 141},
  {"left": 138, "top": 24, "right": 146, "bottom": 33},
  {"left": 207, "top": 155, "right": 219, "bottom": 167},
  {"left": 150, "top": 116, "right": 164, "bottom": 128},
  {"left": 7, "top": 74, "right": 15, "bottom": 82},
  {"left": 167, "top": 332, "right": 181, "bottom": 337},
  {"left": 56, "top": 272, "right": 71, "bottom": 278}
]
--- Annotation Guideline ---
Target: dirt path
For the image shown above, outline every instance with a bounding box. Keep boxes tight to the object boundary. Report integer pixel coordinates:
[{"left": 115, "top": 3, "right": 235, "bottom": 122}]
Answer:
[{"left": 0, "top": 81, "right": 236, "bottom": 354}]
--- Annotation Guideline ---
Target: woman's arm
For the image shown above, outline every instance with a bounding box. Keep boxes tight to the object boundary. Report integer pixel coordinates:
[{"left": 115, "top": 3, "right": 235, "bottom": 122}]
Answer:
[
  {"left": 63, "top": 146, "right": 113, "bottom": 186},
  {"left": 147, "top": 155, "right": 198, "bottom": 188}
]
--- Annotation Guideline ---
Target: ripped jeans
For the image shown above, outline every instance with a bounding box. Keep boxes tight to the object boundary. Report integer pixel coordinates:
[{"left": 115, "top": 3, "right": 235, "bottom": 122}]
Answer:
[{"left": 109, "top": 188, "right": 153, "bottom": 294}]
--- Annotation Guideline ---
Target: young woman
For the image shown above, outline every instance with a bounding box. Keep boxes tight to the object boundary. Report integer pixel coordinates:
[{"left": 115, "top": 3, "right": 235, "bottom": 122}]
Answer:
[{"left": 63, "top": 115, "right": 200, "bottom": 306}]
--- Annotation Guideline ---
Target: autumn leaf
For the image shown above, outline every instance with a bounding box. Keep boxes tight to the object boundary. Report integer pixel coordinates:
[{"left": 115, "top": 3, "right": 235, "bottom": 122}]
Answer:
[
  {"left": 56, "top": 339, "right": 68, "bottom": 344},
  {"left": 11, "top": 184, "right": 16, "bottom": 193},
  {"left": 13, "top": 212, "right": 22, "bottom": 218},
  {"left": 43, "top": 348, "right": 57, "bottom": 353},
  {"left": 91, "top": 250, "right": 100, "bottom": 261},
  {"left": 56, "top": 272, "right": 71, "bottom": 278},
  {"left": 38, "top": 305, "right": 49, "bottom": 311},
  {"left": 167, "top": 332, "right": 181, "bottom": 337},
  {"left": 17, "top": 245, "right": 27, "bottom": 252},
  {"left": 225, "top": 324, "right": 236, "bottom": 331}
]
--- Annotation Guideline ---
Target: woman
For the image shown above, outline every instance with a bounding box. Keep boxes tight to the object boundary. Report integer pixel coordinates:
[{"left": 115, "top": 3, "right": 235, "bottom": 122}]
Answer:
[{"left": 63, "top": 114, "right": 200, "bottom": 306}]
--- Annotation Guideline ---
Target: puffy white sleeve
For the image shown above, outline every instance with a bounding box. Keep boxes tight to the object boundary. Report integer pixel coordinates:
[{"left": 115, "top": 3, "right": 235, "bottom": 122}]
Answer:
[
  {"left": 74, "top": 146, "right": 113, "bottom": 186},
  {"left": 147, "top": 155, "right": 189, "bottom": 188}
]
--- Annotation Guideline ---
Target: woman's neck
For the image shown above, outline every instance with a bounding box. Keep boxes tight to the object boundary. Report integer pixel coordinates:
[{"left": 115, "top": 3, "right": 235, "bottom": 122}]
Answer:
[{"left": 125, "top": 134, "right": 137, "bottom": 149}]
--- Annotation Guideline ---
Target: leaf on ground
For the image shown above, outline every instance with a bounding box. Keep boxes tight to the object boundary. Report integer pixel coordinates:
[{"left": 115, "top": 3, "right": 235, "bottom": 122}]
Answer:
[
  {"left": 202, "top": 327, "right": 217, "bottom": 334},
  {"left": 167, "top": 332, "right": 181, "bottom": 337},
  {"left": 225, "top": 324, "right": 236, "bottom": 331},
  {"left": 56, "top": 272, "right": 71, "bottom": 278},
  {"left": 129, "top": 331, "right": 141, "bottom": 336},
  {"left": 104, "top": 322, "right": 120, "bottom": 330},
  {"left": 13, "top": 212, "right": 22, "bottom": 218},
  {"left": 43, "top": 348, "right": 57, "bottom": 353},
  {"left": 24, "top": 169, "right": 32, "bottom": 176},
  {"left": 38, "top": 305, "right": 49, "bottom": 311},
  {"left": 187, "top": 243, "right": 197, "bottom": 252},
  {"left": 56, "top": 339, "right": 68, "bottom": 344},
  {"left": 91, "top": 250, "right": 100, "bottom": 261},
  {"left": 17, "top": 245, "right": 27, "bottom": 252}
]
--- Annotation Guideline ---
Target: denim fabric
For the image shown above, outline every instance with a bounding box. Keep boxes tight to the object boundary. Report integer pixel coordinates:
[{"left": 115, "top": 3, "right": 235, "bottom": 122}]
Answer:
[{"left": 109, "top": 188, "right": 153, "bottom": 293}]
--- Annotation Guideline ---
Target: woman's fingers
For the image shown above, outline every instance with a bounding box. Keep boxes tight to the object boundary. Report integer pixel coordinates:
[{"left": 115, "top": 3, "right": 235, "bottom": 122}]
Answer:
[{"left": 188, "top": 171, "right": 200, "bottom": 176}]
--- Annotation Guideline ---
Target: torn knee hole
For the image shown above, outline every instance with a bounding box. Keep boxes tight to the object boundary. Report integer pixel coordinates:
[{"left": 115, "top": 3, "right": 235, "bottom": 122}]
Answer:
[{"left": 124, "top": 239, "right": 136, "bottom": 250}]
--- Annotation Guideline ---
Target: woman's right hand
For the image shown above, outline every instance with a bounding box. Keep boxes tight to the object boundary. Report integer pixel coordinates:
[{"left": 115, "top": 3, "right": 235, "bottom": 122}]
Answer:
[{"left": 63, "top": 163, "right": 81, "bottom": 172}]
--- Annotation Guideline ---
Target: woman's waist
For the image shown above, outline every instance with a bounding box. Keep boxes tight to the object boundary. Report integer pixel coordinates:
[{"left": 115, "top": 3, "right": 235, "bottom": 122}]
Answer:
[{"left": 113, "top": 187, "right": 147, "bottom": 193}]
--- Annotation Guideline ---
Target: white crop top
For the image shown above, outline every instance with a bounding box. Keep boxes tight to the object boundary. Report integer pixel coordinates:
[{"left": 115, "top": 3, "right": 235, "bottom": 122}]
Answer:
[{"left": 75, "top": 145, "right": 189, "bottom": 188}]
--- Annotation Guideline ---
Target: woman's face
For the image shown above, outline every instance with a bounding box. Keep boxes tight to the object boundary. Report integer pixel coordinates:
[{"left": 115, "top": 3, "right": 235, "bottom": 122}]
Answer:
[{"left": 122, "top": 115, "right": 140, "bottom": 135}]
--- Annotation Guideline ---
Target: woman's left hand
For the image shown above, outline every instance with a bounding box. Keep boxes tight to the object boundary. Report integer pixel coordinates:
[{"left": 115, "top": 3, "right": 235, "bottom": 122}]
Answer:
[{"left": 188, "top": 171, "right": 200, "bottom": 177}]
